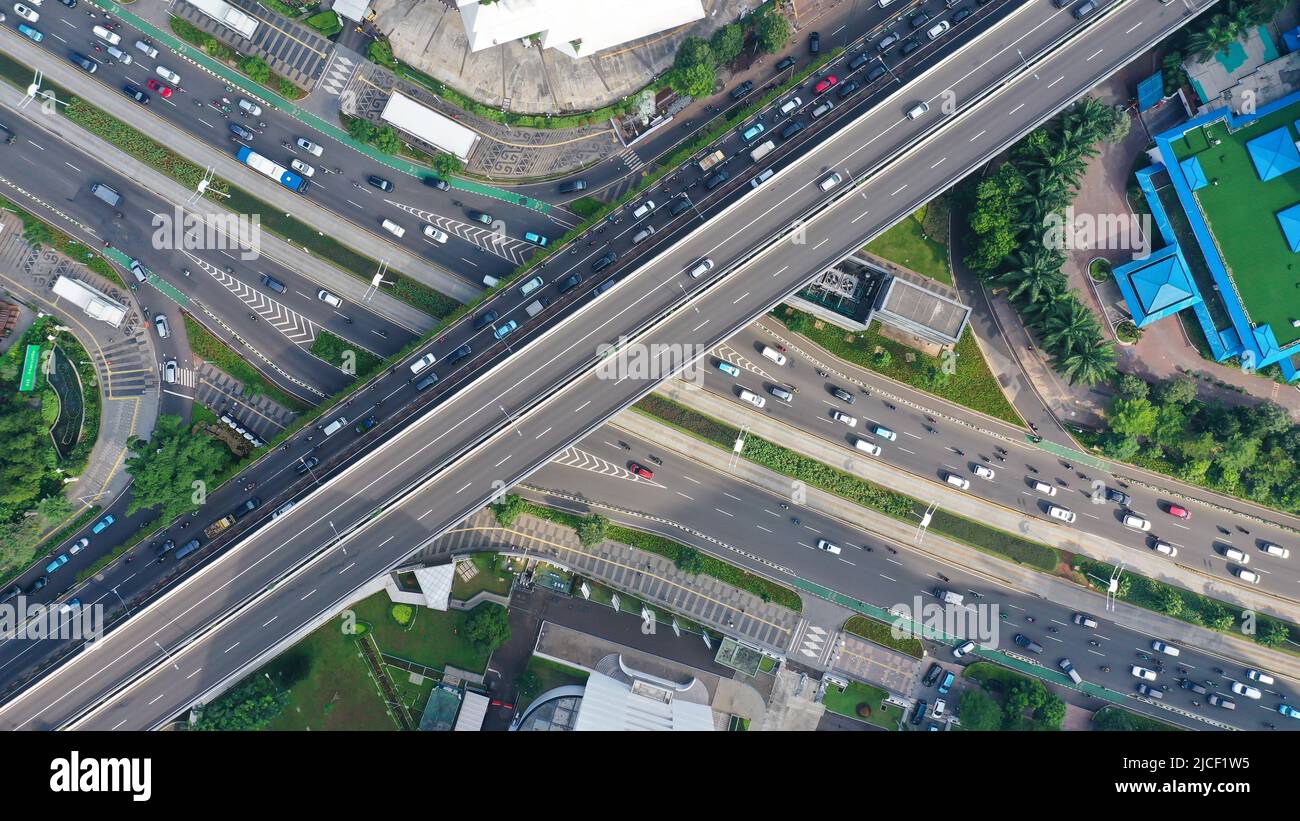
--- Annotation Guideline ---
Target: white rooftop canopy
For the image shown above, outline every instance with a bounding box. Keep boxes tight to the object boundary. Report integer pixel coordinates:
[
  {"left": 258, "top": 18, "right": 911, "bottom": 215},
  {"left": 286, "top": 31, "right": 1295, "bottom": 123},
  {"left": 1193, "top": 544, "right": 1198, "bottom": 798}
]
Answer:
[
  {"left": 380, "top": 92, "right": 480, "bottom": 161},
  {"left": 332, "top": 0, "right": 370, "bottom": 24},
  {"left": 457, "top": 0, "right": 704, "bottom": 59}
]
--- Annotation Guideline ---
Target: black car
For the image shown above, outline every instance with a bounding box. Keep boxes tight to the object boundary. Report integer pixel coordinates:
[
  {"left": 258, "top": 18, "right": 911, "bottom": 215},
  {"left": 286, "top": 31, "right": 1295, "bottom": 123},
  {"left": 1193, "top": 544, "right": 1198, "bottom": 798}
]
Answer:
[
  {"left": 831, "top": 386, "right": 855, "bottom": 404},
  {"left": 775, "top": 55, "right": 795, "bottom": 71},
  {"left": 367, "top": 175, "right": 393, "bottom": 191},
  {"left": 295, "top": 456, "right": 319, "bottom": 475},
  {"left": 69, "top": 52, "right": 97, "bottom": 74},
  {"left": 228, "top": 123, "right": 256, "bottom": 141},
  {"left": 900, "top": 38, "right": 921, "bottom": 56},
  {"left": 911, "top": 699, "right": 927, "bottom": 725},
  {"left": 669, "top": 195, "right": 693, "bottom": 216},
  {"left": 123, "top": 84, "right": 150, "bottom": 104},
  {"left": 591, "top": 252, "right": 617, "bottom": 273},
  {"left": 809, "top": 31, "right": 821, "bottom": 55},
  {"left": 847, "top": 52, "right": 869, "bottom": 71},
  {"left": 423, "top": 176, "right": 451, "bottom": 191},
  {"left": 468, "top": 210, "right": 493, "bottom": 225},
  {"left": 0, "top": 585, "right": 21, "bottom": 605},
  {"left": 952, "top": 6, "right": 972, "bottom": 23},
  {"left": 1013, "top": 634, "right": 1045, "bottom": 654},
  {"left": 557, "top": 274, "right": 582, "bottom": 294},
  {"left": 922, "top": 663, "right": 944, "bottom": 688},
  {"left": 704, "top": 170, "right": 730, "bottom": 190},
  {"left": 866, "top": 65, "right": 887, "bottom": 82},
  {"left": 27, "top": 576, "right": 48, "bottom": 594},
  {"left": 837, "top": 81, "right": 860, "bottom": 99},
  {"left": 910, "top": 10, "right": 931, "bottom": 28},
  {"left": 472, "top": 309, "right": 498, "bottom": 330},
  {"left": 1104, "top": 487, "right": 1131, "bottom": 506},
  {"left": 558, "top": 179, "right": 587, "bottom": 193},
  {"left": 729, "top": 80, "right": 754, "bottom": 101},
  {"left": 156, "top": 539, "right": 177, "bottom": 559},
  {"left": 445, "top": 344, "right": 472, "bottom": 367},
  {"left": 780, "top": 120, "right": 805, "bottom": 141},
  {"left": 58, "top": 0, "right": 76, "bottom": 7}
]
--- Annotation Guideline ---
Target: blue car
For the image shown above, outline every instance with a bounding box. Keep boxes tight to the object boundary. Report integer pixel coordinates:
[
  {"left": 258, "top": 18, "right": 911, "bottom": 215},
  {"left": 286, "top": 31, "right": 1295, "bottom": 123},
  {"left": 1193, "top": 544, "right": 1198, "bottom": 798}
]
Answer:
[
  {"left": 91, "top": 514, "right": 115, "bottom": 534},
  {"left": 1280, "top": 704, "right": 1299, "bottom": 719},
  {"left": 493, "top": 320, "right": 518, "bottom": 340},
  {"left": 523, "top": 231, "right": 549, "bottom": 247},
  {"left": 45, "top": 554, "right": 70, "bottom": 574},
  {"left": 716, "top": 361, "right": 741, "bottom": 378},
  {"left": 741, "top": 123, "right": 766, "bottom": 142},
  {"left": 937, "top": 671, "right": 955, "bottom": 695},
  {"left": 18, "top": 24, "right": 43, "bottom": 42}
]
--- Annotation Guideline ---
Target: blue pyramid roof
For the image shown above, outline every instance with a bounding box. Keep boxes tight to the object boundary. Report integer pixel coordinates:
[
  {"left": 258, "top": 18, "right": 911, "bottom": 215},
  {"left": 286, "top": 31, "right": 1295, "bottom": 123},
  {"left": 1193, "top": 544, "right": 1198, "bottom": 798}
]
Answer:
[
  {"left": 1247, "top": 126, "right": 1300, "bottom": 181},
  {"left": 1277, "top": 202, "right": 1300, "bottom": 251},
  {"left": 1180, "top": 155, "right": 1209, "bottom": 190},
  {"left": 1131, "top": 254, "right": 1194, "bottom": 313}
]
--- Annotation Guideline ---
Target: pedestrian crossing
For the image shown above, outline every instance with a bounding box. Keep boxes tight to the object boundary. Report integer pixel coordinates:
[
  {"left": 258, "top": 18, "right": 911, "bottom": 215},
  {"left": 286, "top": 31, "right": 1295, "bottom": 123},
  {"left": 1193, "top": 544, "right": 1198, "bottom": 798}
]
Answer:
[
  {"left": 319, "top": 53, "right": 356, "bottom": 97},
  {"left": 617, "top": 147, "right": 645, "bottom": 173},
  {"left": 386, "top": 201, "right": 533, "bottom": 265},
  {"left": 199, "top": 259, "right": 320, "bottom": 345},
  {"left": 162, "top": 364, "right": 199, "bottom": 389}
]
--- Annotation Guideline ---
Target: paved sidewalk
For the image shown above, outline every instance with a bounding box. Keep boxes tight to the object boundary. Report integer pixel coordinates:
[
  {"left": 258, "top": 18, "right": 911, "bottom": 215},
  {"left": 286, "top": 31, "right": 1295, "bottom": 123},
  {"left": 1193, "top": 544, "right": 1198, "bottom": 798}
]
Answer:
[
  {"left": 615, "top": 398, "right": 1300, "bottom": 682},
  {"left": 0, "top": 22, "right": 477, "bottom": 309},
  {"left": 415, "top": 507, "right": 805, "bottom": 656},
  {"left": 0, "top": 213, "right": 160, "bottom": 513}
]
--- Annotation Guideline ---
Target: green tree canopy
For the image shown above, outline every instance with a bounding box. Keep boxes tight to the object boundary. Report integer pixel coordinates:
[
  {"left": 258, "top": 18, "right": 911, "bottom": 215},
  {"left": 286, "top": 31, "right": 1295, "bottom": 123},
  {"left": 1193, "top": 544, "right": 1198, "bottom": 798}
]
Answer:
[
  {"left": 754, "top": 10, "right": 791, "bottom": 55},
  {"left": 124, "top": 414, "right": 232, "bottom": 522},
  {"left": 576, "top": 513, "right": 608, "bottom": 546},
  {"left": 710, "top": 24, "right": 744, "bottom": 65},
  {"left": 464, "top": 602, "right": 511, "bottom": 653}
]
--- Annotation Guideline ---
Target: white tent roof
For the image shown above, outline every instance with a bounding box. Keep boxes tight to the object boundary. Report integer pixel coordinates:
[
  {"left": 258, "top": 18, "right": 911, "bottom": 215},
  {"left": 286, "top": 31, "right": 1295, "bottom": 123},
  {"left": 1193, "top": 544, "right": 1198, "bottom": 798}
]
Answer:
[
  {"left": 453, "top": 691, "right": 491, "bottom": 731},
  {"left": 413, "top": 564, "right": 455, "bottom": 611},
  {"left": 380, "top": 93, "right": 480, "bottom": 161},
  {"left": 571, "top": 671, "right": 714, "bottom": 731},
  {"left": 457, "top": 0, "right": 704, "bottom": 59},
  {"left": 332, "top": 0, "right": 370, "bottom": 23},
  {"left": 51, "top": 276, "right": 126, "bottom": 327}
]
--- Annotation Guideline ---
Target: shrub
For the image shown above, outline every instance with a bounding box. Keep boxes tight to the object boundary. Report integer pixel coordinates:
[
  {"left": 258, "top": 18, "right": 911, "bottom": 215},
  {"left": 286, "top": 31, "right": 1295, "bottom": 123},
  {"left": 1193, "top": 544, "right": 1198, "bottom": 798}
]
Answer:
[{"left": 390, "top": 603, "right": 414, "bottom": 626}]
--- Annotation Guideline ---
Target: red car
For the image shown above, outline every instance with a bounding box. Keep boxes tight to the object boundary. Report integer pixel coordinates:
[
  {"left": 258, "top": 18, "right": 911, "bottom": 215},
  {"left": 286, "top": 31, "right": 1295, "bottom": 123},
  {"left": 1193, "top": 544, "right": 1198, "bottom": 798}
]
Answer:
[
  {"left": 1165, "top": 503, "right": 1190, "bottom": 519},
  {"left": 629, "top": 462, "right": 654, "bottom": 480},
  {"left": 814, "top": 75, "right": 839, "bottom": 94},
  {"left": 146, "top": 78, "right": 174, "bottom": 98}
]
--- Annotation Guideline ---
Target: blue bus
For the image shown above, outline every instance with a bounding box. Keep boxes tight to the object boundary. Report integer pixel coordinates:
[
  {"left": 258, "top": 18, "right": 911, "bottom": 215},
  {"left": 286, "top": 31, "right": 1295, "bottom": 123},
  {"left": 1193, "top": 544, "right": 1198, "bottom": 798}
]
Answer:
[{"left": 235, "top": 146, "right": 308, "bottom": 193}]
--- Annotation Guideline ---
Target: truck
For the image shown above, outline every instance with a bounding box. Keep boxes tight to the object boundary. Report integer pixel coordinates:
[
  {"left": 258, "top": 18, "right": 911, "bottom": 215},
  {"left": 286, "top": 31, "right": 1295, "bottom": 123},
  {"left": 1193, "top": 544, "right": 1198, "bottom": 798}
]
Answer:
[
  {"left": 697, "top": 149, "right": 726, "bottom": 172},
  {"left": 203, "top": 514, "right": 236, "bottom": 539},
  {"left": 749, "top": 139, "right": 776, "bottom": 163},
  {"left": 934, "top": 588, "right": 964, "bottom": 606}
]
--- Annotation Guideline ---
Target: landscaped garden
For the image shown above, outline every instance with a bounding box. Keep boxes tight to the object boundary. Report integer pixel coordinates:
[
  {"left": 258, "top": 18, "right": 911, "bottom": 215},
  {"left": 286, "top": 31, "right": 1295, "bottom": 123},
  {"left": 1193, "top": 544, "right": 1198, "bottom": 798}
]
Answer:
[{"left": 821, "top": 680, "right": 902, "bottom": 729}]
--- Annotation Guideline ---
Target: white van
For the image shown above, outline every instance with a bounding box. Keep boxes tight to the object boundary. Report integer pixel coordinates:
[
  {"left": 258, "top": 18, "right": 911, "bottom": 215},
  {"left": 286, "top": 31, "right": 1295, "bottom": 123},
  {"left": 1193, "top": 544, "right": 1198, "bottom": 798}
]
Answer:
[
  {"left": 1246, "top": 669, "right": 1275, "bottom": 685},
  {"left": 322, "top": 416, "right": 348, "bottom": 436},
  {"left": 482, "top": 275, "right": 500, "bottom": 288},
  {"left": 106, "top": 46, "right": 132, "bottom": 65},
  {"left": 519, "top": 275, "right": 544, "bottom": 297},
  {"left": 854, "top": 437, "right": 881, "bottom": 456},
  {"left": 271, "top": 501, "right": 296, "bottom": 521},
  {"left": 525, "top": 299, "right": 546, "bottom": 318},
  {"left": 739, "top": 389, "right": 766, "bottom": 408},
  {"left": 945, "top": 472, "right": 970, "bottom": 490},
  {"left": 750, "top": 168, "right": 775, "bottom": 189},
  {"left": 135, "top": 40, "right": 159, "bottom": 59},
  {"left": 779, "top": 97, "right": 802, "bottom": 115},
  {"left": 816, "top": 539, "right": 842, "bottom": 555},
  {"left": 93, "top": 25, "right": 121, "bottom": 45},
  {"left": 381, "top": 219, "right": 405, "bottom": 238},
  {"left": 760, "top": 346, "right": 787, "bottom": 366},
  {"left": 1151, "top": 640, "right": 1180, "bottom": 657},
  {"left": 1048, "top": 505, "right": 1076, "bottom": 523},
  {"left": 632, "top": 200, "right": 656, "bottom": 220}
]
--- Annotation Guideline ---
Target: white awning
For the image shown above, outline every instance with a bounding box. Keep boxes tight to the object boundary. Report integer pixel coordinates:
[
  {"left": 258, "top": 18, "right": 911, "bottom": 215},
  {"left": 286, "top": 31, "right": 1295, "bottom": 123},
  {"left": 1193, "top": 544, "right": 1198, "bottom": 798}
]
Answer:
[
  {"left": 457, "top": 0, "right": 705, "bottom": 58},
  {"left": 380, "top": 93, "right": 479, "bottom": 162},
  {"left": 332, "top": 0, "right": 370, "bottom": 24},
  {"left": 453, "top": 691, "right": 491, "bottom": 731}
]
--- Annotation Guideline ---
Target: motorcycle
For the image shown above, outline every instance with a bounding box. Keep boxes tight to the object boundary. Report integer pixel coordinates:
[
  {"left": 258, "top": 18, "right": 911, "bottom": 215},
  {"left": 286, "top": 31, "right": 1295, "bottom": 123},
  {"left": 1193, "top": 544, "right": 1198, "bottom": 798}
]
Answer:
[
  {"left": 1025, "top": 616, "right": 1035, "bottom": 623},
  {"left": 1047, "top": 626, "right": 1059, "bottom": 634},
  {"left": 648, "top": 455, "right": 662, "bottom": 465},
  {"left": 1088, "top": 640, "right": 1100, "bottom": 647},
  {"left": 1101, "top": 666, "right": 1111, "bottom": 673},
  {"left": 791, "top": 517, "right": 800, "bottom": 526},
  {"left": 779, "top": 502, "right": 789, "bottom": 510},
  {"left": 182, "top": 269, "right": 191, "bottom": 277}
]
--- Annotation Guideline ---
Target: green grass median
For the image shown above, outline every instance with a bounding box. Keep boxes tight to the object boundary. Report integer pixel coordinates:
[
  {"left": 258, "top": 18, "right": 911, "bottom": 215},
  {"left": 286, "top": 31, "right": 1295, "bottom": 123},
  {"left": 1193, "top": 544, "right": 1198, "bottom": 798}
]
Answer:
[
  {"left": 182, "top": 314, "right": 307, "bottom": 411},
  {"left": 309, "top": 330, "right": 385, "bottom": 381}
]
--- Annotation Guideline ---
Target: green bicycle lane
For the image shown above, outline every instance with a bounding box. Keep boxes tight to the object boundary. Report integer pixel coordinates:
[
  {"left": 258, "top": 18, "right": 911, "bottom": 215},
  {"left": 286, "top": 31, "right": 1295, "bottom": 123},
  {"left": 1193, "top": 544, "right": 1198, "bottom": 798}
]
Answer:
[
  {"left": 94, "top": 1, "right": 550, "bottom": 215},
  {"left": 103, "top": 248, "right": 189, "bottom": 306}
]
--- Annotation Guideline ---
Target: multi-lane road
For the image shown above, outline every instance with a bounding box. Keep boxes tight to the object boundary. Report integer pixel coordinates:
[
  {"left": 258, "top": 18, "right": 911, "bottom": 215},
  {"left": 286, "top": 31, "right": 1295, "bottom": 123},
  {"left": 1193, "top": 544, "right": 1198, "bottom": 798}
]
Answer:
[{"left": 0, "top": 0, "right": 1232, "bottom": 730}]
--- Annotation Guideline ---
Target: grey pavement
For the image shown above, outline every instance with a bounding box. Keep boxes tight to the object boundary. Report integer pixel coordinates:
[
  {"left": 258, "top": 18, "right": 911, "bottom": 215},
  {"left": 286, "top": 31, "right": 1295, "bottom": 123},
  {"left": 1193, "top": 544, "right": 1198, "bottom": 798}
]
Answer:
[
  {"left": 419, "top": 506, "right": 805, "bottom": 656},
  {"left": 0, "top": 212, "right": 160, "bottom": 513},
  {"left": 615, "top": 391, "right": 1300, "bottom": 682},
  {"left": 374, "top": 0, "right": 760, "bottom": 115},
  {"left": 0, "top": 25, "right": 475, "bottom": 312}
]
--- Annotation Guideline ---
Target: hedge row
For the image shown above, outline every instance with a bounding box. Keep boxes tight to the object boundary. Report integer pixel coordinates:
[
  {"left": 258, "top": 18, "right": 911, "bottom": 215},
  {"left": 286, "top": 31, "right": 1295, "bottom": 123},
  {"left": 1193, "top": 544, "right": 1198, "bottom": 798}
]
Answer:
[
  {"left": 309, "top": 331, "right": 384, "bottom": 381},
  {"left": 843, "top": 615, "right": 925, "bottom": 658}
]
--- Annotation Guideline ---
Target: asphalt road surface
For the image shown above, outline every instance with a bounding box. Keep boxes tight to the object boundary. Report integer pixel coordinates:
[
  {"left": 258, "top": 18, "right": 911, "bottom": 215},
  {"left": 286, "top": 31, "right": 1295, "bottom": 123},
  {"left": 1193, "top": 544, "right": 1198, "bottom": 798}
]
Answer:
[{"left": 0, "top": 0, "right": 1224, "bottom": 728}]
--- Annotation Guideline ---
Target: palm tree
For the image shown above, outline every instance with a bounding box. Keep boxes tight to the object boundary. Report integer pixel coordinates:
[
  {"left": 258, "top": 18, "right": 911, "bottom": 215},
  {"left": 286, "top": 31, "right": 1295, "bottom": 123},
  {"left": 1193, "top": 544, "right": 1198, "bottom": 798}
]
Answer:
[
  {"left": 999, "top": 247, "right": 1066, "bottom": 305},
  {"left": 1058, "top": 336, "right": 1117, "bottom": 386},
  {"left": 1042, "top": 296, "right": 1101, "bottom": 357}
]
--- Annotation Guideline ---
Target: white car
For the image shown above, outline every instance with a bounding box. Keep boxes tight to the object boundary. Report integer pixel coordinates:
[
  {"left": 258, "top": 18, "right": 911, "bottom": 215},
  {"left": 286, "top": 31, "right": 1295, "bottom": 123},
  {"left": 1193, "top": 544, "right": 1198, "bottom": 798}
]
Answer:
[
  {"left": 818, "top": 172, "right": 843, "bottom": 192},
  {"left": 290, "top": 159, "right": 316, "bottom": 177},
  {"left": 163, "top": 359, "right": 178, "bottom": 384},
  {"left": 296, "top": 137, "right": 323, "bottom": 156},
  {"left": 1032, "top": 480, "right": 1057, "bottom": 496},
  {"left": 1151, "top": 540, "right": 1178, "bottom": 557},
  {"left": 237, "top": 98, "right": 263, "bottom": 117},
  {"left": 945, "top": 472, "right": 970, "bottom": 490},
  {"left": 831, "top": 410, "right": 857, "bottom": 427},
  {"left": 1260, "top": 542, "right": 1290, "bottom": 559},
  {"left": 1048, "top": 505, "right": 1076, "bottom": 523},
  {"left": 1234, "top": 567, "right": 1261, "bottom": 584},
  {"left": 154, "top": 314, "right": 170, "bottom": 339},
  {"left": 1151, "top": 640, "right": 1180, "bottom": 657},
  {"left": 69, "top": 537, "right": 88, "bottom": 555},
  {"left": 1222, "top": 546, "right": 1249, "bottom": 565},
  {"left": 1131, "top": 666, "right": 1157, "bottom": 682},
  {"left": 155, "top": 65, "right": 181, "bottom": 85},
  {"left": 1246, "top": 669, "right": 1275, "bottom": 685},
  {"left": 92, "top": 24, "right": 121, "bottom": 45},
  {"left": 631, "top": 200, "right": 656, "bottom": 220},
  {"left": 926, "top": 20, "right": 951, "bottom": 40},
  {"left": 931, "top": 698, "right": 947, "bottom": 718},
  {"left": 854, "top": 438, "right": 881, "bottom": 456},
  {"left": 952, "top": 640, "right": 976, "bottom": 659},
  {"left": 739, "top": 389, "right": 766, "bottom": 408},
  {"left": 816, "top": 539, "right": 841, "bottom": 555},
  {"left": 408, "top": 352, "right": 436, "bottom": 374},
  {"left": 422, "top": 225, "right": 449, "bottom": 243},
  {"left": 972, "top": 464, "right": 995, "bottom": 481},
  {"left": 13, "top": 3, "right": 37, "bottom": 22},
  {"left": 1230, "top": 682, "right": 1262, "bottom": 699},
  {"left": 1122, "top": 513, "right": 1151, "bottom": 531},
  {"left": 317, "top": 289, "right": 342, "bottom": 308}
]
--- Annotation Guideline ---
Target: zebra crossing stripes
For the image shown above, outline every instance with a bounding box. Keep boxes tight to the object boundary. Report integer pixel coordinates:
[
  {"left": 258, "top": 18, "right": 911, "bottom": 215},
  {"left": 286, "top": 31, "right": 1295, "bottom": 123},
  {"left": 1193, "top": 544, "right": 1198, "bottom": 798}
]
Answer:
[
  {"left": 202, "top": 261, "right": 319, "bottom": 345},
  {"left": 163, "top": 365, "right": 198, "bottom": 388},
  {"left": 712, "top": 343, "right": 774, "bottom": 380},
  {"left": 550, "top": 446, "right": 665, "bottom": 487},
  {"left": 618, "top": 148, "right": 645, "bottom": 173},
  {"left": 319, "top": 53, "right": 356, "bottom": 97},
  {"left": 386, "top": 201, "right": 533, "bottom": 265}
]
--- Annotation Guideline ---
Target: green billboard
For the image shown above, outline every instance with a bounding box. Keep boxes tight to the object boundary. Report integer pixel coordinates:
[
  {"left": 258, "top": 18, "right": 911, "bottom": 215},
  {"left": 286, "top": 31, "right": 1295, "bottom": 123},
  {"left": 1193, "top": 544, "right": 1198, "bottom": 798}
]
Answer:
[{"left": 18, "top": 344, "right": 40, "bottom": 392}]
